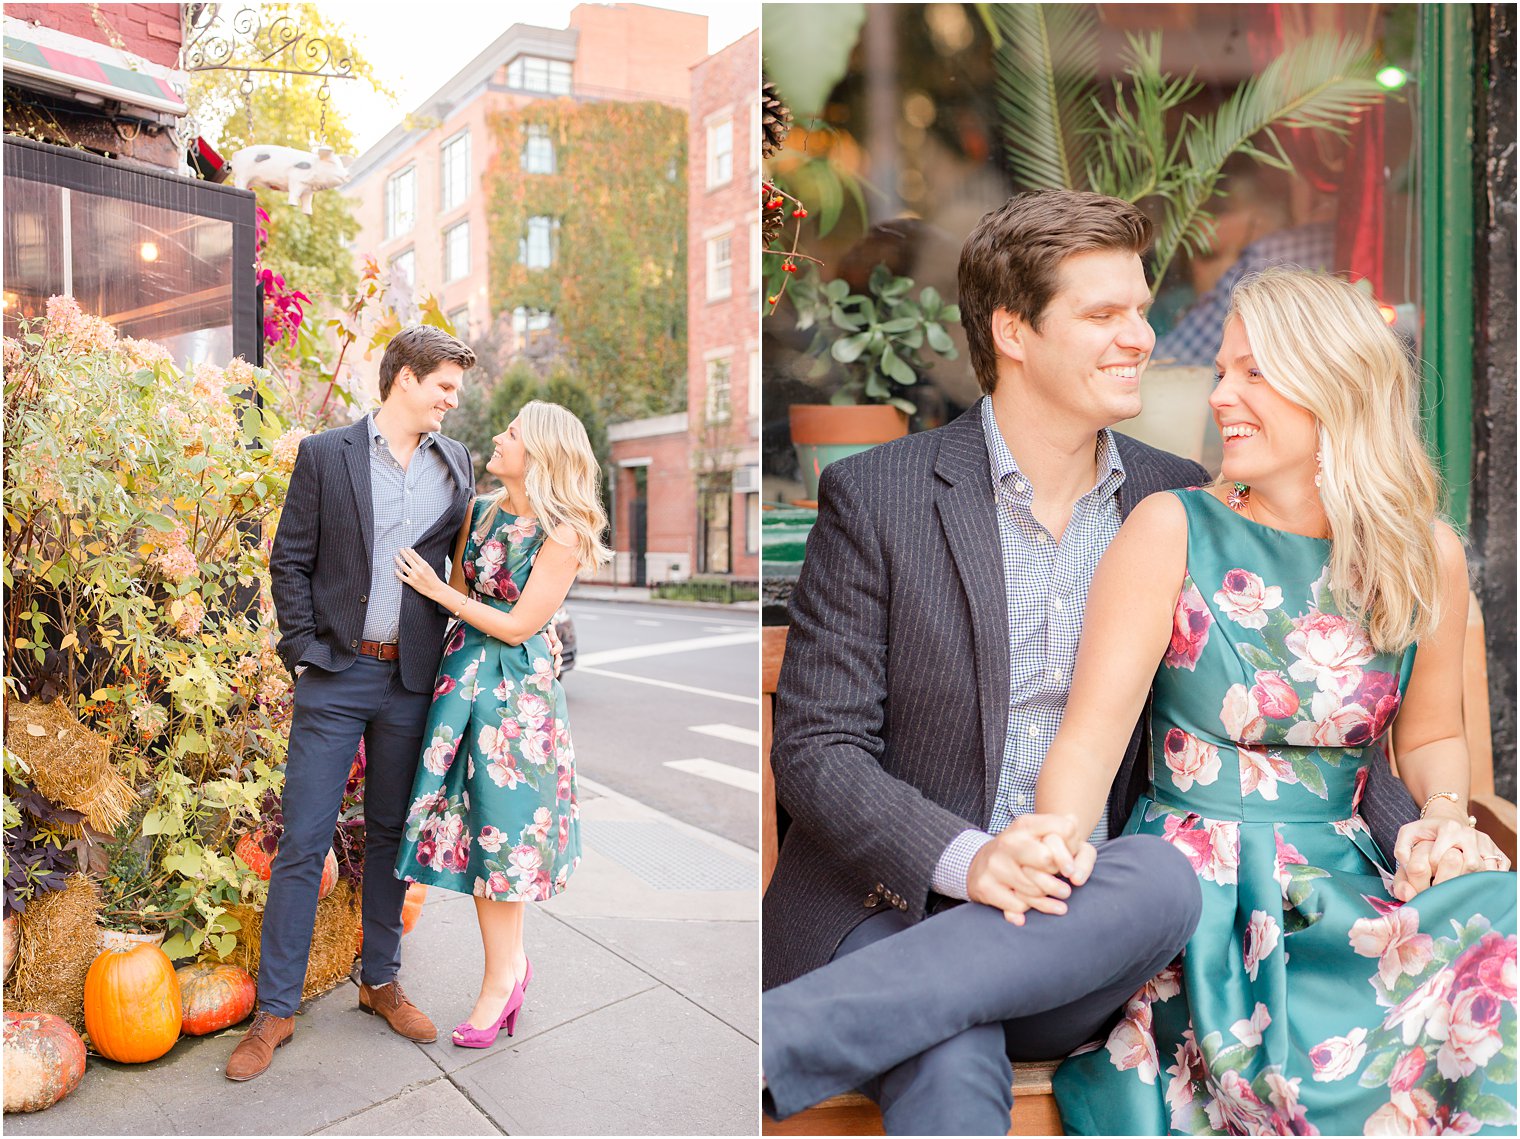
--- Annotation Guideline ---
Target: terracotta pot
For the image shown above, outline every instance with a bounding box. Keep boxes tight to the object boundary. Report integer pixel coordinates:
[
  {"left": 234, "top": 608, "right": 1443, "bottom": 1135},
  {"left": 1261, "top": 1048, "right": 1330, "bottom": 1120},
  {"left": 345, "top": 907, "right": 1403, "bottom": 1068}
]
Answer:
[{"left": 788, "top": 404, "right": 908, "bottom": 499}]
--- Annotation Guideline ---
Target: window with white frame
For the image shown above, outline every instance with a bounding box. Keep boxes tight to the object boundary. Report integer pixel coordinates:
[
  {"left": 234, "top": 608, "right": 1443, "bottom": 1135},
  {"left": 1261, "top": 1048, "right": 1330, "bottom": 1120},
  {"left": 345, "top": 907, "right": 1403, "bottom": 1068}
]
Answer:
[
  {"left": 522, "top": 124, "right": 555, "bottom": 174},
  {"left": 507, "top": 55, "right": 571, "bottom": 95},
  {"left": 706, "top": 117, "right": 733, "bottom": 188},
  {"left": 706, "top": 231, "right": 733, "bottom": 301},
  {"left": 443, "top": 220, "right": 470, "bottom": 282},
  {"left": 706, "top": 356, "right": 732, "bottom": 424},
  {"left": 512, "top": 306, "right": 553, "bottom": 346},
  {"left": 520, "top": 216, "right": 557, "bottom": 269},
  {"left": 389, "top": 248, "right": 415, "bottom": 288},
  {"left": 440, "top": 131, "right": 469, "bottom": 212},
  {"left": 384, "top": 166, "right": 416, "bottom": 239},
  {"left": 448, "top": 305, "right": 470, "bottom": 337}
]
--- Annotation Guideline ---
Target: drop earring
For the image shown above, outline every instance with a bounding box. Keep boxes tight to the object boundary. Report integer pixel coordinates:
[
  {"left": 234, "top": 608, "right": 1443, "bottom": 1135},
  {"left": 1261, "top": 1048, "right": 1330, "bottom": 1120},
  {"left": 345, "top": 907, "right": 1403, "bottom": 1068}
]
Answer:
[{"left": 1314, "top": 451, "right": 1323, "bottom": 489}]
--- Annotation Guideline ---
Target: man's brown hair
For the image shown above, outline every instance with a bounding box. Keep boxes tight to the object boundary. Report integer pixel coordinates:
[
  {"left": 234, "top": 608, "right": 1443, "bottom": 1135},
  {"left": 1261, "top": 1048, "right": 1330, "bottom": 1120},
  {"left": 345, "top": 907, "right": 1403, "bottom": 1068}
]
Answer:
[
  {"left": 958, "top": 190, "right": 1153, "bottom": 396},
  {"left": 378, "top": 325, "right": 477, "bottom": 400}
]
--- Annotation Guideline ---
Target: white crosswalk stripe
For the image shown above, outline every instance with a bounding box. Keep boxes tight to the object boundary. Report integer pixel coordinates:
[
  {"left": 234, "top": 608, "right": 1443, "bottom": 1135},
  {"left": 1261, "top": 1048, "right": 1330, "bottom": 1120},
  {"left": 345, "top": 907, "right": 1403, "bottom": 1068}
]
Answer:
[
  {"left": 690, "top": 723, "right": 761, "bottom": 747},
  {"left": 663, "top": 758, "right": 760, "bottom": 793}
]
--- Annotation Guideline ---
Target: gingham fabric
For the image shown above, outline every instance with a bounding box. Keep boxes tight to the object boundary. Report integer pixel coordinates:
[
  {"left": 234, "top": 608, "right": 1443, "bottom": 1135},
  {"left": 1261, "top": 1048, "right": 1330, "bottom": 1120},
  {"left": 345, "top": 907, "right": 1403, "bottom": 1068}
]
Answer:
[
  {"left": 361, "top": 411, "right": 457, "bottom": 643},
  {"left": 930, "top": 400, "right": 1122, "bottom": 897},
  {"left": 1154, "top": 222, "right": 1336, "bottom": 366}
]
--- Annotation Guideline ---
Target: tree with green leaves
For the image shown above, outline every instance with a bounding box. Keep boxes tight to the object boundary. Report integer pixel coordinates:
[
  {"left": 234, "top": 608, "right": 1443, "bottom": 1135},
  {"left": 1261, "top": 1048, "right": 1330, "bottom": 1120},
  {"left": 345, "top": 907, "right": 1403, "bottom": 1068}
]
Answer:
[{"left": 486, "top": 100, "right": 688, "bottom": 423}]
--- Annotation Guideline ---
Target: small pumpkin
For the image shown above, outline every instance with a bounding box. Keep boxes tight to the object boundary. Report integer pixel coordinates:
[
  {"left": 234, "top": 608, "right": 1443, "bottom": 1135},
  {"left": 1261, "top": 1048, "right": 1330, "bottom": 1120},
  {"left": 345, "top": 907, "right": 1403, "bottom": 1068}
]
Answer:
[
  {"left": 402, "top": 882, "right": 428, "bottom": 934},
  {"left": 235, "top": 833, "right": 337, "bottom": 899},
  {"left": 3, "top": 1011, "right": 86, "bottom": 1113},
  {"left": 83, "top": 942, "right": 182, "bottom": 1063},
  {"left": 175, "top": 963, "right": 256, "bottom": 1036}
]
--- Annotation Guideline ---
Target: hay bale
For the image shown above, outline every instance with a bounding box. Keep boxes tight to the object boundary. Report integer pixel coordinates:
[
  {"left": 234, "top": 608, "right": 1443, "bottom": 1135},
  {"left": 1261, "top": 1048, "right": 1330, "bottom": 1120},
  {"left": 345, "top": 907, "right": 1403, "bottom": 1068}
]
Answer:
[
  {"left": 226, "top": 879, "right": 360, "bottom": 1003},
  {"left": 6, "top": 701, "right": 135, "bottom": 833},
  {"left": 6, "top": 876, "right": 102, "bottom": 1034}
]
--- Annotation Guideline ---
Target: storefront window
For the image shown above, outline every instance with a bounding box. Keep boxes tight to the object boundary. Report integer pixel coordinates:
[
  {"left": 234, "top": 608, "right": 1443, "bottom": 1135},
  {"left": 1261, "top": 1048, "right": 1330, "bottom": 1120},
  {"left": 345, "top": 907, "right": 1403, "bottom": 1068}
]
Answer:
[{"left": 764, "top": 3, "right": 1420, "bottom": 479}]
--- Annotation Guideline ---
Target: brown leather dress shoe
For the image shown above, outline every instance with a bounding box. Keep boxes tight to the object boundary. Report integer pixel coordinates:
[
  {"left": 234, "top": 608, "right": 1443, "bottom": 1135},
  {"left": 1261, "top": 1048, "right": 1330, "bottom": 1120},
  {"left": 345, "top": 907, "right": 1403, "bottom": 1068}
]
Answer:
[
  {"left": 225, "top": 1010, "right": 294, "bottom": 1081},
  {"left": 358, "top": 980, "right": 437, "bottom": 1043}
]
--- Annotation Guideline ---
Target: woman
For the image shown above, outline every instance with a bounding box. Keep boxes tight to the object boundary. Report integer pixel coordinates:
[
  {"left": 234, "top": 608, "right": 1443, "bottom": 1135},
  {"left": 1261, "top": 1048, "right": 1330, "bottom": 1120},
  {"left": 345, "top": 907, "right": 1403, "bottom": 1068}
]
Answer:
[
  {"left": 1035, "top": 270, "right": 1515, "bottom": 1134},
  {"left": 392, "top": 400, "right": 611, "bottom": 1047}
]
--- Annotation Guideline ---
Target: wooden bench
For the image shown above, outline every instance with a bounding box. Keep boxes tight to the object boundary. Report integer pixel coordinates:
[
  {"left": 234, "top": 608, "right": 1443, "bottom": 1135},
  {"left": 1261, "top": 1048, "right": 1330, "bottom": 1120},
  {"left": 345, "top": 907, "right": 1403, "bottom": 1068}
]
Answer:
[{"left": 760, "top": 593, "right": 1516, "bottom": 1137}]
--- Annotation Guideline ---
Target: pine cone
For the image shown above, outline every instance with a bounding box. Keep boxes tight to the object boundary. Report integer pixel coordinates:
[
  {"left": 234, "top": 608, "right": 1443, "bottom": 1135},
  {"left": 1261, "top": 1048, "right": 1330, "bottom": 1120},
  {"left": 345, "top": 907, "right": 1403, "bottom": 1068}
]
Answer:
[
  {"left": 761, "top": 80, "right": 792, "bottom": 160},
  {"left": 762, "top": 186, "right": 785, "bottom": 246}
]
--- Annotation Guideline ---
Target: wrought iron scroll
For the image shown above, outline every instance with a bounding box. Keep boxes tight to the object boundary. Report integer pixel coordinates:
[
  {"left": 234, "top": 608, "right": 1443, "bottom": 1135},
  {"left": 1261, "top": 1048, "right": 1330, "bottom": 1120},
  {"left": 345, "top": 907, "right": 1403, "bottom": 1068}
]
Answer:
[{"left": 182, "top": 5, "right": 355, "bottom": 83}]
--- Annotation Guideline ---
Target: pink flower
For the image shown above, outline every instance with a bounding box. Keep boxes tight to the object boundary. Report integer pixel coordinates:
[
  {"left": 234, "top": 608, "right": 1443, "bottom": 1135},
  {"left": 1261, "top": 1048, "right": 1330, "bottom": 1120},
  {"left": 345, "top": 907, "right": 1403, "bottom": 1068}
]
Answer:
[
  {"left": 1286, "top": 611, "right": 1375, "bottom": 695},
  {"left": 1161, "top": 814, "right": 1239, "bottom": 884},
  {"left": 1385, "top": 971, "right": 1453, "bottom": 1047},
  {"left": 1353, "top": 765, "right": 1371, "bottom": 812},
  {"left": 433, "top": 674, "right": 457, "bottom": 701},
  {"left": 1437, "top": 987, "right": 1505, "bottom": 1079},
  {"left": 1205, "top": 1069, "right": 1273, "bottom": 1134},
  {"left": 486, "top": 870, "right": 512, "bottom": 896},
  {"left": 558, "top": 815, "right": 569, "bottom": 852},
  {"left": 508, "top": 844, "right": 543, "bottom": 877},
  {"left": 1448, "top": 932, "right": 1518, "bottom": 1004},
  {"left": 558, "top": 767, "right": 573, "bottom": 801},
  {"left": 501, "top": 577, "right": 521, "bottom": 603},
  {"left": 1286, "top": 690, "right": 1376, "bottom": 749},
  {"left": 516, "top": 692, "right": 550, "bottom": 723},
  {"left": 1352, "top": 670, "right": 1402, "bottom": 737},
  {"left": 1163, "top": 728, "right": 1221, "bottom": 792},
  {"left": 443, "top": 624, "right": 467, "bottom": 656},
  {"left": 1104, "top": 996, "right": 1159, "bottom": 1084},
  {"left": 1349, "top": 908, "right": 1436, "bottom": 989},
  {"left": 1275, "top": 831, "right": 1309, "bottom": 898},
  {"left": 1244, "top": 910, "right": 1281, "bottom": 981},
  {"left": 487, "top": 755, "right": 526, "bottom": 790},
  {"left": 500, "top": 719, "right": 522, "bottom": 740},
  {"left": 1388, "top": 1047, "right": 1427, "bottom": 1093},
  {"left": 1252, "top": 670, "right": 1300, "bottom": 718},
  {"left": 416, "top": 838, "right": 437, "bottom": 868},
  {"left": 1214, "top": 568, "right": 1283, "bottom": 629},
  {"left": 1164, "top": 1030, "right": 1204, "bottom": 1116},
  {"left": 1364, "top": 1089, "right": 1439, "bottom": 1135},
  {"left": 1240, "top": 746, "right": 1298, "bottom": 800},
  {"left": 1164, "top": 581, "right": 1213, "bottom": 671},
  {"left": 421, "top": 730, "right": 460, "bottom": 776},
  {"left": 1308, "top": 1026, "right": 1367, "bottom": 1081},
  {"left": 1230, "top": 1002, "right": 1272, "bottom": 1046},
  {"left": 1220, "top": 684, "right": 1267, "bottom": 742},
  {"left": 477, "top": 826, "right": 504, "bottom": 853}
]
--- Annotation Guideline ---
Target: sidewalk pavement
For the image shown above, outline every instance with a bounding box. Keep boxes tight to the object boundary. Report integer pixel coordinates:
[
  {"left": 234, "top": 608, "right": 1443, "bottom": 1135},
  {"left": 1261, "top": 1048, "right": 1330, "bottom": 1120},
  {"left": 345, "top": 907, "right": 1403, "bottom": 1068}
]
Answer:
[
  {"left": 9, "top": 778, "right": 759, "bottom": 1137},
  {"left": 566, "top": 583, "right": 759, "bottom": 612}
]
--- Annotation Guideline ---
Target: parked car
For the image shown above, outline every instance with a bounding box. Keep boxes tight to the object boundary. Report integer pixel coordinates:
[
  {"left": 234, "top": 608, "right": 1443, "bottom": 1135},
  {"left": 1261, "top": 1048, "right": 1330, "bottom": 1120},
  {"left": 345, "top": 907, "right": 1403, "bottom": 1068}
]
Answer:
[{"left": 551, "top": 606, "right": 577, "bottom": 673}]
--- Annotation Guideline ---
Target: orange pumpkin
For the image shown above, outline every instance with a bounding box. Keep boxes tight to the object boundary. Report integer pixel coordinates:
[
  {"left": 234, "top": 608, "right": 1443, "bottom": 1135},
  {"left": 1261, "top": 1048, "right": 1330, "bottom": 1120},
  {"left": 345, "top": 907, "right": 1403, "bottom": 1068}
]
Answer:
[
  {"left": 402, "top": 883, "right": 427, "bottom": 933},
  {"left": 353, "top": 883, "right": 429, "bottom": 954},
  {"left": 234, "top": 831, "right": 275, "bottom": 879},
  {"left": 175, "top": 963, "right": 255, "bottom": 1036},
  {"left": 3, "top": 1011, "right": 86, "bottom": 1112},
  {"left": 83, "top": 942, "right": 182, "bottom": 1063},
  {"left": 236, "top": 833, "right": 337, "bottom": 899}
]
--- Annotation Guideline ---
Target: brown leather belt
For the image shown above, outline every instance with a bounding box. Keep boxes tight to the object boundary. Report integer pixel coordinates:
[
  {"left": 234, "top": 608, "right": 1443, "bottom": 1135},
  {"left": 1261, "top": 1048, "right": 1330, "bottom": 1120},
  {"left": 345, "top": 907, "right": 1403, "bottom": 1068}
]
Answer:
[{"left": 357, "top": 640, "right": 400, "bottom": 661}]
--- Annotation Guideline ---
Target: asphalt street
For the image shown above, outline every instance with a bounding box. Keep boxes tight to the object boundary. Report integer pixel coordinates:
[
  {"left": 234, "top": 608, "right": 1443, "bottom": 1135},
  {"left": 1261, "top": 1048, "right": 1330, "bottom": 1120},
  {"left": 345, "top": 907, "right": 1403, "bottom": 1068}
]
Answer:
[{"left": 559, "top": 599, "right": 760, "bottom": 849}]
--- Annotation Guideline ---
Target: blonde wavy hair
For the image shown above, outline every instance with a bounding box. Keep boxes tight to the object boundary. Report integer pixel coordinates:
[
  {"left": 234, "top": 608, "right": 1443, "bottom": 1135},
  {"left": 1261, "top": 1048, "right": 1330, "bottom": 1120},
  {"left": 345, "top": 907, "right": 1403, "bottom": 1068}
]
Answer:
[
  {"left": 476, "top": 400, "right": 612, "bottom": 572},
  {"left": 1226, "top": 269, "right": 1443, "bottom": 652}
]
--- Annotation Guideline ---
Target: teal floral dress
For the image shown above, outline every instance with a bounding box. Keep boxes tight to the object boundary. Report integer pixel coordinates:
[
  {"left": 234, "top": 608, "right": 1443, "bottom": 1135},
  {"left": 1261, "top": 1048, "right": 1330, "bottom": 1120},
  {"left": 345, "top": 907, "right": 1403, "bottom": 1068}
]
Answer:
[
  {"left": 1055, "top": 489, "right": 1517, "bottom": 1136},
  {"left": 394, "top": 500, "right": 581, "bottom": 901}
]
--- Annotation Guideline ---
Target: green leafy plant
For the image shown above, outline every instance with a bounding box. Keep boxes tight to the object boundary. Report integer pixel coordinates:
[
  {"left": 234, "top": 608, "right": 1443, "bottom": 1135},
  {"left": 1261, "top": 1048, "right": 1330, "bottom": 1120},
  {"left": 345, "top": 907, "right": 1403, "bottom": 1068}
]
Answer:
[
  {"left": 989, "top": 6, "right": 1387, "bottom": 294},
  {"left": 789, "top": 263, "right": 961, "bottom": 415}
]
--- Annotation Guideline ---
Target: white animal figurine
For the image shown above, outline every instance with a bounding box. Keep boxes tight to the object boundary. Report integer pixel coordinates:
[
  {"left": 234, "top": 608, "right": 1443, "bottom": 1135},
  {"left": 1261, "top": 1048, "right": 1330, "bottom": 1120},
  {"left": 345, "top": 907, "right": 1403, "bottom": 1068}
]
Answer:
[{"left": 228, "top": 144, "right": 349, "bottom": 214}]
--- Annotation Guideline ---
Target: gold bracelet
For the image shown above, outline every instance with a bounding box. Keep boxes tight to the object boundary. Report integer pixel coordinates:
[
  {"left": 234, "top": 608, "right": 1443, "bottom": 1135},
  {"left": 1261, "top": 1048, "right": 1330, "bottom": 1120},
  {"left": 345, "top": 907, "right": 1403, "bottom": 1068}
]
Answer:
[
  {"left": 452, "top": 595, "right": 469, "bottom": 619},
  {"left": 1420, "top": 791, "right": 1476, "bottom": 827}
]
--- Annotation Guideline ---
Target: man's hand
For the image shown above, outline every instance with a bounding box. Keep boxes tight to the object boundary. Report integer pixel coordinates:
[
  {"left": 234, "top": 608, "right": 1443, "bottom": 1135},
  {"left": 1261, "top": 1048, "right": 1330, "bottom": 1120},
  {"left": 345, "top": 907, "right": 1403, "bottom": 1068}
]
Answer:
[
  {"left": 966, "top": 814, "right": 1094, "bottom": 925},
  {"left": 542, "top": 623, "right": 564, "bottom": 677},
  {"left": 1392, "top": 816, "right": 1510, "bottom": 901}
]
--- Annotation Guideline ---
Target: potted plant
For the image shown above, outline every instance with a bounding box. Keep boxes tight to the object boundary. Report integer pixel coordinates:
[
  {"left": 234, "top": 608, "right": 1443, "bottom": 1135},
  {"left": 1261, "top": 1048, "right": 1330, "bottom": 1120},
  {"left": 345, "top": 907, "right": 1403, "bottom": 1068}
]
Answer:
[
  {"left": 96, "top": 825, "right": 175, "bottom": 949},
  {"left": 784, "top": 263, "right": 961, "bottom": 499}
]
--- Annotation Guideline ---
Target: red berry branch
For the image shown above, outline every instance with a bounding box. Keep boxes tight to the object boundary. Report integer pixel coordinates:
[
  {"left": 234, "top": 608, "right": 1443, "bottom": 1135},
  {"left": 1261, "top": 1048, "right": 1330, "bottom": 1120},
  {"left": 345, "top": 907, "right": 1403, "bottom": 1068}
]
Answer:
[{"left": 761, "top": 181, "right": 822, "bottom": 312}]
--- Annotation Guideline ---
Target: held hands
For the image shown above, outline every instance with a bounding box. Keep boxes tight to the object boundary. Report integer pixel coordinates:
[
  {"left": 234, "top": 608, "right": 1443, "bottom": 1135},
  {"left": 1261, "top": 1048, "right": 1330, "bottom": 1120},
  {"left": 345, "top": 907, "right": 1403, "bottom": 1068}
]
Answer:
[
  {"left": 966, "top": 814, "right": 1096, "bottom": 926},
  {"left": 1391, "top": 811, "right": 1510, "bottom": 902},
  {"left": 395, "top": 548, "right": 446, "bottom": 602}
]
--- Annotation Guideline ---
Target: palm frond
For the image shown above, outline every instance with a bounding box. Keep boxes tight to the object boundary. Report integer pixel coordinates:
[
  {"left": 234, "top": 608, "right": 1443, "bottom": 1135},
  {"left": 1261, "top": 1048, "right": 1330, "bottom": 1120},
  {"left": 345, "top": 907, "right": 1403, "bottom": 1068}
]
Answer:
[
  {"left": 1149, "top": 32, "right": 1384, "bottom": 286},
  {"left": 1086, "top": 33, "right": 1203, "bottom": 202},
  {"left": 991, "top": 4, "right": 1099, "bottom": 191}
]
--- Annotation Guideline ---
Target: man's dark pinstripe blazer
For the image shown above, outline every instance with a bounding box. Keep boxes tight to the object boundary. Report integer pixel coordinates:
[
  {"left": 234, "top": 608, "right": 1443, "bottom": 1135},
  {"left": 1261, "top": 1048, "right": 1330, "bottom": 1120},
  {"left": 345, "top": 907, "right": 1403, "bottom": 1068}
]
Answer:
[
  {"left": 763, "top": 400, "right": 1416, "bottom": 990},
  {"left": 269, "top": 418, "right": 474, "bottom": 695}
]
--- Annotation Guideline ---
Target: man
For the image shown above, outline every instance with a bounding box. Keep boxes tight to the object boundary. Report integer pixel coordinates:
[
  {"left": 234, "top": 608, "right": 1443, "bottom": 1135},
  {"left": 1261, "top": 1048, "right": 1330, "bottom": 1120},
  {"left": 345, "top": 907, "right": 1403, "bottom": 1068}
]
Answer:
[
  {"left": 761, "top": 191, "right": 1416, "bottom": 1134},
  {"left": 226, "top": 325, "right": 477, "bottom": 1081}
]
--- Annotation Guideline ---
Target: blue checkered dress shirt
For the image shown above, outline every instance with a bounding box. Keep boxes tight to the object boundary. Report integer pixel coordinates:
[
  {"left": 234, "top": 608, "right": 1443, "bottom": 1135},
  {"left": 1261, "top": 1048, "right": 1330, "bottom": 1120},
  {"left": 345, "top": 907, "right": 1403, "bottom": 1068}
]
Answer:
[
  {"left": 360, "top": 411, "right": 456, "bottom": 643},
  {"left": 929, "top": 400, "right": 1125, "bottom": 899},
  {"left": 1153, "top": 222, "right": 1336, "bottom": 366}
]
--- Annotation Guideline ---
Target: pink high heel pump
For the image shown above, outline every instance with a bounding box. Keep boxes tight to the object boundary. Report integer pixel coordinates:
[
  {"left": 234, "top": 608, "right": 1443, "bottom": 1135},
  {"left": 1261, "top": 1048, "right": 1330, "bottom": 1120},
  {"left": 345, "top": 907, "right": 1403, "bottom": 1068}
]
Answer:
[{"left": 451, "top": 978, "right": 524, "bottom": 1048}]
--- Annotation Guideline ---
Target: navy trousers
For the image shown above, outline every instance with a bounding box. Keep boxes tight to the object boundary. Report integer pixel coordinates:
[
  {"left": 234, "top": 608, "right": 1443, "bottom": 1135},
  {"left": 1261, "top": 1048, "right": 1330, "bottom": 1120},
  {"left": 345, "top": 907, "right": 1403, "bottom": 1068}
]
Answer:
[
  {"left": 256, "top": 656, "right": 431, "bottom": 1016},
  {"left": 762, "top": 834, "right": 1203, "bottom": 1135}
]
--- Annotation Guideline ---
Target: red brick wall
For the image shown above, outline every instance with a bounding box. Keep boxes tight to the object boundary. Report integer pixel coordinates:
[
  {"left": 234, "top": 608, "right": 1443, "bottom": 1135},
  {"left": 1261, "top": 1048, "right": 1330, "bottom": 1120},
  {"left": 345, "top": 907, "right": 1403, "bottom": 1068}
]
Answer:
[
  {"left": 610, "top": 428, "right": 695, "bottom": 583},
  {"left": 688, "top": 31, "right": 760, "bottom": 579},
  {"left": 7, "top": 4, "right": 183, "bottom": 68}
]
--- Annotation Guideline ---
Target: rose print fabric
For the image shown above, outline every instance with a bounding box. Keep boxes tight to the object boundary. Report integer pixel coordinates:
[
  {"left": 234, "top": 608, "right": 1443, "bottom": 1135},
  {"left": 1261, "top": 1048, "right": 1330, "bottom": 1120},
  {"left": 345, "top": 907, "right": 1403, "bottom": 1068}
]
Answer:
[
  {"left": 1055, "top": 489, "right": 1516, "bottom": 1136},
  {"left": 394, "top": 500, "right": 581, "bottom": 900}
]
